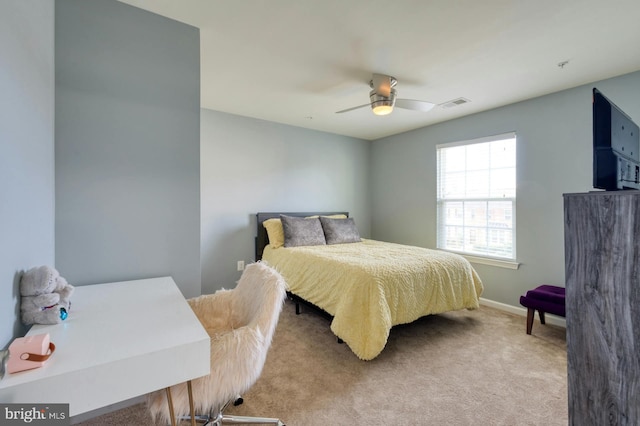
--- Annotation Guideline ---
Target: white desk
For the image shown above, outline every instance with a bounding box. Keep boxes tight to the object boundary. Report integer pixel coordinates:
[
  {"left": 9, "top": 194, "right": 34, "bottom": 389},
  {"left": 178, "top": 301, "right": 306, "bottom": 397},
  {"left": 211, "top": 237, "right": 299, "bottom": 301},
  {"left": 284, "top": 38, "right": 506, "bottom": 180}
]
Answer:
[{"left": 0, "top": 277, "right": 210, "bottom": 417}]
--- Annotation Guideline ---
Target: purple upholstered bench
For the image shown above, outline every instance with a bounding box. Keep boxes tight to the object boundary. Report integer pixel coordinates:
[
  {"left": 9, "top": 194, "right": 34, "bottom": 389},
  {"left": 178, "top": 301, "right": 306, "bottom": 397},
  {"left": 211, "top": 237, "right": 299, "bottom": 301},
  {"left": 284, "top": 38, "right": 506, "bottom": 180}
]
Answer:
[{"left": 519, "top": 285, "right": 565, "bottom": 335}]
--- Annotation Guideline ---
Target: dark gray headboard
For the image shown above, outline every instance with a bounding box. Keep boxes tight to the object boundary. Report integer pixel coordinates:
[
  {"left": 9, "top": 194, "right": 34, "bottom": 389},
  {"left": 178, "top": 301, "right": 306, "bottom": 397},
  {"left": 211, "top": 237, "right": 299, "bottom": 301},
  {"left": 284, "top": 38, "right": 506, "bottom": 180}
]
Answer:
[{"left": 255, "top": 212, "right": 349, "bottom": 260}]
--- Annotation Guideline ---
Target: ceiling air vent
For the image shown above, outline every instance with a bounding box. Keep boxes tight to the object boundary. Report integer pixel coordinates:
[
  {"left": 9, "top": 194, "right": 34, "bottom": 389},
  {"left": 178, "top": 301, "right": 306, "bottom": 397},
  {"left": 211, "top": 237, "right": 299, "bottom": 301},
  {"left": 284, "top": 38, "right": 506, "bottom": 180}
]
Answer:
[{"left": 440, "top": 97, "right": 471, "bottom": 109}]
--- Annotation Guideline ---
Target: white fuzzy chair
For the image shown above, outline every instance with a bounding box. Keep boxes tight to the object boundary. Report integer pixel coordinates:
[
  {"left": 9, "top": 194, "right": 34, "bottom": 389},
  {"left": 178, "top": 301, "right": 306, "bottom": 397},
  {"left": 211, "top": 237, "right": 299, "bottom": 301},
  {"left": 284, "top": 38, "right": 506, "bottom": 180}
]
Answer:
[{"left": 147, "top": 262, "right": 287, "bottom": 426}]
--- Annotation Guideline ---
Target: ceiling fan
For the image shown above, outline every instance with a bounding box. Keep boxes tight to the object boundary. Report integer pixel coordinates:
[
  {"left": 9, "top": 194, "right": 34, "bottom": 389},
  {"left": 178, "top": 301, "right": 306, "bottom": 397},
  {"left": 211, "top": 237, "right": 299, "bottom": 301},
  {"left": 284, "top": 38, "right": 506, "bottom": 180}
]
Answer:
[{"left": 335, "top": 73, "right": 435, "bottom": 116}]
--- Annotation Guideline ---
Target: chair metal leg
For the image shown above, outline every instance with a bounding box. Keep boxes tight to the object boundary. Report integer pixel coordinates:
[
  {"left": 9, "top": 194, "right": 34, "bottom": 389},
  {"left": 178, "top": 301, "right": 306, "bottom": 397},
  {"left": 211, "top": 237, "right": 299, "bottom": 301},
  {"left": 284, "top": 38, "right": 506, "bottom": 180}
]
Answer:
[
  {"left": 221, "top": 414, "right": 285, "bottom": 425},
  {"left": 176, "top": 395, "right": 285, "bottom": 426},
  {"left": 177, "top": 414, "right": 210, "bottom": 424}
]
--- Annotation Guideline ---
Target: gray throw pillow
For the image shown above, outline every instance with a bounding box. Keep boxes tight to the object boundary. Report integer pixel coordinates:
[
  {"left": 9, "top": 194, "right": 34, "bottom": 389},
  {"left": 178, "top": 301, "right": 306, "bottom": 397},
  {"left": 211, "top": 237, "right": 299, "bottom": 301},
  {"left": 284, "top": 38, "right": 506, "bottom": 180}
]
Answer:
[
  {"left": 319, "top": 216, "right": 361, "bottom": 245},
  {"left": 281, "top": 215, "right": 326, "bottom": 247}
]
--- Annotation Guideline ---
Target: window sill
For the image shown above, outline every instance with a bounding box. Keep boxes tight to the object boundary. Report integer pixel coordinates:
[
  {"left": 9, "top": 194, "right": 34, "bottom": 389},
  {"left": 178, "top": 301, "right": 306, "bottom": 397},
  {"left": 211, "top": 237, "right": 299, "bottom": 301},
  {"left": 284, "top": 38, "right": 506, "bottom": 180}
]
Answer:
[
  {"left": 463, "top": 254, "right": 520, "bottom": 270},
  {"left": 439, "top": 250, "right": 520, "bottom": 270}
]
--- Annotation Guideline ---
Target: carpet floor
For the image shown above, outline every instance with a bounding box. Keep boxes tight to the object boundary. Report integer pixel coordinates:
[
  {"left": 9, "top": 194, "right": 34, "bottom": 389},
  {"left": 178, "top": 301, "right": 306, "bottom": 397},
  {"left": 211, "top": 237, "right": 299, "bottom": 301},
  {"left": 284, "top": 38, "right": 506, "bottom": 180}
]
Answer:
[{"left": 76, "top": 299, "right": 567, "bottom": 425}]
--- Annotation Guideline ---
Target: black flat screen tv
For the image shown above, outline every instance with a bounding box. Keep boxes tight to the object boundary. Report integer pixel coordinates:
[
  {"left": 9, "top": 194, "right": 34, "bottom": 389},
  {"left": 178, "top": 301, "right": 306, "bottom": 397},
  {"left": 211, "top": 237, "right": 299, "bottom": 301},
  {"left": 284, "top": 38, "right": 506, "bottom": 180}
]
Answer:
[{"left": 593, "top": 88, "right": 640, "bottom": 191}]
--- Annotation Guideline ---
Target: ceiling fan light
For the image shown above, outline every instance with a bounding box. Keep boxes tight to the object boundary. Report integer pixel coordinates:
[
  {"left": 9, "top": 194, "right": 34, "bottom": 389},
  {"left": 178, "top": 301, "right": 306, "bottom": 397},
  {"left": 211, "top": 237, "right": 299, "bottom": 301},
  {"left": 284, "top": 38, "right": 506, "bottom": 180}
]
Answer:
[
  {"left": 370, "top": 88, "right": 396, "bottom": 116},
  {"left": 372, "top": 104, "right": 394, "bottom": 115}
]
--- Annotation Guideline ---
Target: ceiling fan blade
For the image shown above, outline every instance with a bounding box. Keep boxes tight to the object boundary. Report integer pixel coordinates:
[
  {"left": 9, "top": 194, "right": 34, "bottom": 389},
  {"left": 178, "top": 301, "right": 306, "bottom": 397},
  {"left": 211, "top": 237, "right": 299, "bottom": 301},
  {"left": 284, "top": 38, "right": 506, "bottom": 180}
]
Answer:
[
  {"left": 395, "top": 99, "right": 435, "bottom": 112},
  {"left": 335, "top": 103, "right": 371, "bottom": 114}
]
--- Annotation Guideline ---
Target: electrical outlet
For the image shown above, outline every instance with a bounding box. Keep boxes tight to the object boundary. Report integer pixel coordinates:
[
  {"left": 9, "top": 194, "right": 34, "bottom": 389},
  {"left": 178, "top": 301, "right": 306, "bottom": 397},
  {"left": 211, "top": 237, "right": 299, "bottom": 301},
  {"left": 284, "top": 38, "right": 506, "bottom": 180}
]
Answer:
[{"left": 237, "top": 260, "right": 245, "bottom": 271}]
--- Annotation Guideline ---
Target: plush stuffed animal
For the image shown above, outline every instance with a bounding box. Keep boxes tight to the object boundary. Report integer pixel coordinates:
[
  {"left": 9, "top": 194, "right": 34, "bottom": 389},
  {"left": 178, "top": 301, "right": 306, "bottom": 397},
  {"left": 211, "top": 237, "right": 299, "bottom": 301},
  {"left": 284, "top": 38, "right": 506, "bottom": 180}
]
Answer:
[{"left": 20, "top": 266, "right": 74, "bottom": 326}]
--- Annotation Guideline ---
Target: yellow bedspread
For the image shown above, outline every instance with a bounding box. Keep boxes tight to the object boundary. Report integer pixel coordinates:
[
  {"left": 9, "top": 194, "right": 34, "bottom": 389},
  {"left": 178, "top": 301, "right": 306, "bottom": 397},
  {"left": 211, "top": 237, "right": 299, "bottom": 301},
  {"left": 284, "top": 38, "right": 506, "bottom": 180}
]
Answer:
[{"left": 263, "top": 239, "right": 483, "bottom": 360}]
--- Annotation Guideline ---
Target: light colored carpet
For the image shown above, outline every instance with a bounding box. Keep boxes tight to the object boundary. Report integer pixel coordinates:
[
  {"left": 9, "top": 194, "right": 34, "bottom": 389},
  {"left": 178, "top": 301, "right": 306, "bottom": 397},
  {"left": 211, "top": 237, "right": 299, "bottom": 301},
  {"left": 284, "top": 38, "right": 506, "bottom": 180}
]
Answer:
[{"left": 77, "top": 300, "right": 567, "bottom": 425}]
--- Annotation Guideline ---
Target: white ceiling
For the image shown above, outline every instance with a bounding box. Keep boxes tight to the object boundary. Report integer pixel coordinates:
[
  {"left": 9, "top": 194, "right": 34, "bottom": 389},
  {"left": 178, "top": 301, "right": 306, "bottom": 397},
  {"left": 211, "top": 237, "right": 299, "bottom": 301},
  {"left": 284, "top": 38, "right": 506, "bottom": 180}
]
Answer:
[{"left": 119, "top": 0, "right": 640, "bottom": 140}]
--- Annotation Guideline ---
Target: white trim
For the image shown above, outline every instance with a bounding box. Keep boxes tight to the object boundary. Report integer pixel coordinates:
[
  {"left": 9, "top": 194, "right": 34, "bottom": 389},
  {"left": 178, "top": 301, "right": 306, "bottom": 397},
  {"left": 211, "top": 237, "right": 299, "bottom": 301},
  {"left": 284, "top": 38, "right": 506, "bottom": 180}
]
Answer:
[
  {"left": 463, "top": 254, "right": 520, "bottom": 269},
  {"left": 438, "top": 196, "right": 516, "bottom": 203},
  {"left": 436, "top": 131, "right": 516, "bottom": 149},
  {"left": 480, "top": 297, "right": 566, "bottom": 328},
  {"left": 436, "top": 135, "right": 517, "bottom": 260}
]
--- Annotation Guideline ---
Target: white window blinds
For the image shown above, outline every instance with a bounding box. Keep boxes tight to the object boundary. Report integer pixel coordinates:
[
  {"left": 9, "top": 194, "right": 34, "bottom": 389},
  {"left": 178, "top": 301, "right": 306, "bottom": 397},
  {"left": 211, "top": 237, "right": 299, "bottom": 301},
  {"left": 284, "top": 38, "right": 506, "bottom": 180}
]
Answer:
[{"left": 436, "top": 133, "right": 516, "bottom": 260}]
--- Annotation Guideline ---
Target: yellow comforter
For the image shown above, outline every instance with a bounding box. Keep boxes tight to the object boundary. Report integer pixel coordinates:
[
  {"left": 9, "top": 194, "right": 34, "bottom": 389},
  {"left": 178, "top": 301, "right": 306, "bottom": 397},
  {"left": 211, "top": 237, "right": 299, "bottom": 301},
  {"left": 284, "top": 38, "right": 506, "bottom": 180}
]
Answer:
[{"left": 263, "top": 239, "right": 483, "bottom": 360}]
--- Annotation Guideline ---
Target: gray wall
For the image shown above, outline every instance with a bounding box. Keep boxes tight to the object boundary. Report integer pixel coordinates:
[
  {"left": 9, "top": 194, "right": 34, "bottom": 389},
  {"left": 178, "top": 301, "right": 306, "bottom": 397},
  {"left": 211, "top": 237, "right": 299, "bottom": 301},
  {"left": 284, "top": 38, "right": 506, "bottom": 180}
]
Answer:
[
  {"left": 201, "top": 109, "right": 371, "bottom": 294},
  {"left": 55, "top": 0, "right": 201, "bottom": 297},
  {"left": 0, "top": 1, "right": 55, "bottom": 348},
  {"left": 371, "top": 71, "right": 640, "bottom": 307}
]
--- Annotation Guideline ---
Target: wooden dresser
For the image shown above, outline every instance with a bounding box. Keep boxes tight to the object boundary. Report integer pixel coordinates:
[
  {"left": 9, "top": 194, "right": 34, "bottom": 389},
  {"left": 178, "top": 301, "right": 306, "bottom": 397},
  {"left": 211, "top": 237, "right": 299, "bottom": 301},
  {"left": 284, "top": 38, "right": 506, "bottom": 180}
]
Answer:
[{"left": 564, "top": 191, "right": 640, "bottom": 425}]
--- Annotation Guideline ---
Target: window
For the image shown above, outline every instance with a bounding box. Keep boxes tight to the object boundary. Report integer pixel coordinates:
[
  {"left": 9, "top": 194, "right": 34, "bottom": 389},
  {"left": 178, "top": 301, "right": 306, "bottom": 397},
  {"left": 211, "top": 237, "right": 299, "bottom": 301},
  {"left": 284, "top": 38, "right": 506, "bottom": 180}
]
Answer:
[{"left": 437, "top": 133, "right": 516, "bottom": 261}]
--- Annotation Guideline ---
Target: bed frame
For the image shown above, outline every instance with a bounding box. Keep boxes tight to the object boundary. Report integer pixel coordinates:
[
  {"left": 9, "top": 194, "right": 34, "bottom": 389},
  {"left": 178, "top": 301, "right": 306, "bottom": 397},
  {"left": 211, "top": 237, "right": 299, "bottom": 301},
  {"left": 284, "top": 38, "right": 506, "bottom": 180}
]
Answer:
[{"left": 255, "top": 211, "right": 348, "bottom": 339}]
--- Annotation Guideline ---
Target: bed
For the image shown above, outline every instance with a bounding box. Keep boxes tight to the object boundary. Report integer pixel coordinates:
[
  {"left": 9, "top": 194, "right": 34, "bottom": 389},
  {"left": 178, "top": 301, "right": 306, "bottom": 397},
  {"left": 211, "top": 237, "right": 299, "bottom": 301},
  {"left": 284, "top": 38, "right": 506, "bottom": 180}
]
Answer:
[{"left": 255, "top": 212, "right": 484, "bottom": 361}]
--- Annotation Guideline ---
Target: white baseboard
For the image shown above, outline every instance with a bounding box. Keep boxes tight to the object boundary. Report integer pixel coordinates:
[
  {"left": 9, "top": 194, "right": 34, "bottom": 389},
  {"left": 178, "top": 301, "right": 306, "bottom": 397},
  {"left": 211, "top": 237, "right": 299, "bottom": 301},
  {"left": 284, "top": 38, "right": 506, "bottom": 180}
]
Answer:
[{"left": 479, "top": 297, "right": 566, "bottom": 329}]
